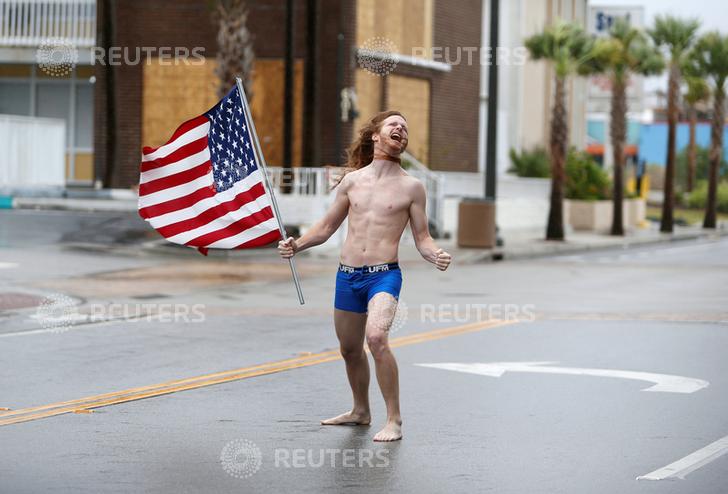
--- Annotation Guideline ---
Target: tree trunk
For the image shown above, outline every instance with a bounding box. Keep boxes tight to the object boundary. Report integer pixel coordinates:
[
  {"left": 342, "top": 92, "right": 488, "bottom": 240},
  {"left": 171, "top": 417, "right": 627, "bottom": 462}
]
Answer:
[
  {"left": 546, "top": 76, "right": 567, "bottom": 241},
  {"left": 610, "top": 76, "right": 627, "bottom": 236},
  {"left": 100, "top": 0, "right": 117, "bottom": 188},
  {"left": 660, "top": 63, "right": 680, "bottom": 233},
  {"left": 687, "top": 105, "right": 697, "bottom": 193},
  {"left": 215, "top": 0, "right": 255, "bottom": 100},
  {"left": 704, "top": 88, "right": 723, "bottom": 229}
]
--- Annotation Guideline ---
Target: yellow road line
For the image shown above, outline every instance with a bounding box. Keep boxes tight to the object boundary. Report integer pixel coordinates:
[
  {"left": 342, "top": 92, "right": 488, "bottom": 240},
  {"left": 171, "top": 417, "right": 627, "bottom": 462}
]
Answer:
[{"left": 0, "top": 319, "right": 516, "bottom": 427}]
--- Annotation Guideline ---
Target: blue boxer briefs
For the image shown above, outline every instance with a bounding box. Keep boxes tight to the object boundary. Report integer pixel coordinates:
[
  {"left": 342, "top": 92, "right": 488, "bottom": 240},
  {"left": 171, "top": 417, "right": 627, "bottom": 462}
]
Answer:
[{"left": 334, "top": 262, "right": 402, "bottom": 313}]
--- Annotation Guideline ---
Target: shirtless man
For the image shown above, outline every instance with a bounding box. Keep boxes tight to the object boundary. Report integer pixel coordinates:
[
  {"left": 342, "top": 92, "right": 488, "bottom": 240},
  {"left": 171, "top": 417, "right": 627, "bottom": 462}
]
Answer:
[{"left": 278, "top": 110, "right": 452, "bottom": 442}]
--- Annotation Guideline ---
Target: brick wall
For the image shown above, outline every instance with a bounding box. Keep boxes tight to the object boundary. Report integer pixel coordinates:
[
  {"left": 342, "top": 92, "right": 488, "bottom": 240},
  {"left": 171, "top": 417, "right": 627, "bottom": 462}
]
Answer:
[
  {"left": 349, "top": 0, "right": 482, "bottom": 171},
  {"left": 388, "top": 74, "right": 431, "bottom": 162},
  {"left": 95, "top": 0, "right": 355, "bottom": 187},
  {"left": 429, "top": 0, "right": 482, "bottom": 172},
  {"left": 94, "top": 0, "right": 483, "bottom": 186}
]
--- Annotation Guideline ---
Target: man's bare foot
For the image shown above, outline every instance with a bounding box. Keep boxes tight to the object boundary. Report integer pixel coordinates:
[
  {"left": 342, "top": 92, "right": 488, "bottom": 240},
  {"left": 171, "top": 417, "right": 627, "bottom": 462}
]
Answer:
[
  {"left": 320, "top": 410, "right": 371, "bottom": 426},
  {"left": 372, "top": 420, "right": 402, "bottom": 441}
]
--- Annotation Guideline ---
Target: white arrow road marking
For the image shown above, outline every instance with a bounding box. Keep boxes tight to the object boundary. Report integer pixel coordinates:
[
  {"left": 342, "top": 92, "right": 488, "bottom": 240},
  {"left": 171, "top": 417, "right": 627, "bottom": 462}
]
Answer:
[
  {"left": 637, "top": 434, "right": 728, "bottom": 481},
  {"left": 415, "top": 362, "right": 709, "bottom": 394},
  {"left": 0, "top": 262, "right": 18, "bottom": 269}
]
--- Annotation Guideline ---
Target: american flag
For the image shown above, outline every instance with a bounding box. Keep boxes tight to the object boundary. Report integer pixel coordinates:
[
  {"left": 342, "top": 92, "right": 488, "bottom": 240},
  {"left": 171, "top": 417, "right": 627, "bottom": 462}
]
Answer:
[{"left": 138, "top": 85, "right": 281, "bottom": 255}]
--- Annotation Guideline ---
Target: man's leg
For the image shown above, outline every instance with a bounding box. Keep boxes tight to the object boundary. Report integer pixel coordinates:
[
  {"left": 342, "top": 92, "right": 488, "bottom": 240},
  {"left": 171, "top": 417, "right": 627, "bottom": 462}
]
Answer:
[
  {"left": 366, "top": 292, "right": 402, "bottom": 441},
  {"left": 321, "top": 309, "right": 371, "bottom": 425}
]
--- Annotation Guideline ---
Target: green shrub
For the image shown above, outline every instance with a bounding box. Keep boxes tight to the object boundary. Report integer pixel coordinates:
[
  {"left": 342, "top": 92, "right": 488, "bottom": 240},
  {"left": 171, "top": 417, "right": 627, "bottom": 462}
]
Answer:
[
  {"left": 676, "top": 146, "right": 728, "bottom": 192},
  {"left": 685, "top": 180, "right": 728, "bottom": 214},
  {"left": 565, "top": 149, "right": 611, "bottom": 200},
  {"left": 508, "top": 147, "right": 551, "bottom": 178}
]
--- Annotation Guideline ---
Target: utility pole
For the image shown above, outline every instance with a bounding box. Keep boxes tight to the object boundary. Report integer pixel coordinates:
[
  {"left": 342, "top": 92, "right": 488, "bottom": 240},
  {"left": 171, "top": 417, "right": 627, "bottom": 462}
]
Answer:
[
  {"left": 302, "top": 0, "right": 321, "bottom": 168},
  {"left": 282, "top": 0, "right": 294, "bottom": 193},
  {"left": 457, "top": 0, "right": 499, "bottom": 249},
  {"left": 485, "top": 0, "right": 499, "bottom": 200}
]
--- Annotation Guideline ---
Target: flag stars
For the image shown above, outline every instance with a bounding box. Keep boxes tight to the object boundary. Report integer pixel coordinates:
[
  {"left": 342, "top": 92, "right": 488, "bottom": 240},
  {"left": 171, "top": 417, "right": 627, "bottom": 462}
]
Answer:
[{"left": 205, "top": 86, "right": 259, "bottom": 192}]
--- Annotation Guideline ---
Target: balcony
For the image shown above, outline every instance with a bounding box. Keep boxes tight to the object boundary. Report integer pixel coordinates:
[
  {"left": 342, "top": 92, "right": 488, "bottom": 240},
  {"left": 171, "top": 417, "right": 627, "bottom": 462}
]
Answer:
[{"left": 0, "top": 0, "right": 96, "bottom": 48}]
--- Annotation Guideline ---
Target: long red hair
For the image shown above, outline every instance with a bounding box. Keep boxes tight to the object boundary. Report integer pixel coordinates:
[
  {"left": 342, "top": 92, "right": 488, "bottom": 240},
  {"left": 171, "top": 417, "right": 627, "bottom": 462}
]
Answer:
[{"left": 333, "top": 110, "right": 405, "bottom": 187}]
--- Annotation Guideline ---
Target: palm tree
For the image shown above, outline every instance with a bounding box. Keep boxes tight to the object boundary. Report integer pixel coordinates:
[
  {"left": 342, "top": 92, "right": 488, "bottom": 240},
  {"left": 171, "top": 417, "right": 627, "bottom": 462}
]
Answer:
[
  {"left": 683, "top": 76, "right": 710, "bottom": 192},
  {"left": 649, "top": 15, "right": 700, "bottom": 232},
  {"left": 592, "top": 20, "right": 664, "bottom": 236},
  {"left": 214, "top": 0, "right": 255, "bottom": 99},
  {"left": 525, "top": 21, "right": 598, "bottom": 240},
  {"left": 685, "top": 32, "right": 728, "bottom": 229}
]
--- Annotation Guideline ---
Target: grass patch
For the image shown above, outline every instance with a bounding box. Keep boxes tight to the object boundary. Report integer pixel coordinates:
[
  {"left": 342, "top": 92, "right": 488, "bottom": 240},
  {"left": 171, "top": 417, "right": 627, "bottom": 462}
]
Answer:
[{"left": 646, "top": 206, "right": 728, "bottom": 226}]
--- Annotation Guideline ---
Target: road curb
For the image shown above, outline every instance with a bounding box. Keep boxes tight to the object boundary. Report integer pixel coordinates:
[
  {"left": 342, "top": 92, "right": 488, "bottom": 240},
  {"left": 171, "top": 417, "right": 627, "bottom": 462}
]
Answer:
[{"left": 494, "top": 229, "right": 728, "bottom": 262}]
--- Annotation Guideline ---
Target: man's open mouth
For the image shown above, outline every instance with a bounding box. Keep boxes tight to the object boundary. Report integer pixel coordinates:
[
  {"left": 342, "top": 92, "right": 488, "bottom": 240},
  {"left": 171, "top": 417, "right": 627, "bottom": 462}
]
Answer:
[{"left": 391, "top": 133, "right": 402, "bottom": 142}]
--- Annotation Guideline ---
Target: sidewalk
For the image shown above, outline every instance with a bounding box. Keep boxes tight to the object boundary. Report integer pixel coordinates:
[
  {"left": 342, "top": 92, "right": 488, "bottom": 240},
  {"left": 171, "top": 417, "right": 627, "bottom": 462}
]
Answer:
[
  {"left": 9, "top": 189, "right": 137, "bottom": 212},
  {"left": 308, "top": 225, "right": 727, "bottom": 264},
  {"left": 133, "top": 223, "right": 727, "bottom": 266},
  {"left": 8, "top": 194, "right": 727, "bottom": 264}
]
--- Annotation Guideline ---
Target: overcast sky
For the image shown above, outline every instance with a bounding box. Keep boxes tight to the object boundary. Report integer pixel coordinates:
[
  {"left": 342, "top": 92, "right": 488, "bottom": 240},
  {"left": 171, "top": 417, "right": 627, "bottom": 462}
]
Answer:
[{"left": 592, "top": 0, "right": 728, "bottom": 91}]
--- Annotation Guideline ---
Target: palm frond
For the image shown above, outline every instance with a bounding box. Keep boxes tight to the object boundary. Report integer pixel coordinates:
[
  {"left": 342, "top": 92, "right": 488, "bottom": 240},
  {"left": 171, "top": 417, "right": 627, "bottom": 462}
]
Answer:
[{"left": 649, "top": 15, "right": 700, "bottom": 60}]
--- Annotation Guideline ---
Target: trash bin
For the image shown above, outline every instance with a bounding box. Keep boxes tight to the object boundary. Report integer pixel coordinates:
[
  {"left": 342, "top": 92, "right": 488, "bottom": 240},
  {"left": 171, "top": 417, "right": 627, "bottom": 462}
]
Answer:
[{"left": 457, "top": 198, "right": 496, "bottom": 248}]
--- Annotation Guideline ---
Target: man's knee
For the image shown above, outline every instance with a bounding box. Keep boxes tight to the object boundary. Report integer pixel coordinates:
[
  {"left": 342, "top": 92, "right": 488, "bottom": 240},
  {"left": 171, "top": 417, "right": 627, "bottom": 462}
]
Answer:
[
  {"left": 340, "top": 344, "right": 364, "bottom": 361},
  {"left": 365, "top": 330, "right": 389, "bottom": 358}
]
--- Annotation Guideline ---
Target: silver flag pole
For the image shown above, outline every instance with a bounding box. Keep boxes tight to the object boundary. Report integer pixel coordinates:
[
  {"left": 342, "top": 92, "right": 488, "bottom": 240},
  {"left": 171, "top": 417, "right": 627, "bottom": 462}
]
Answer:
[{"left": 235, "top": 77, "right": 305, "bottom": 305}]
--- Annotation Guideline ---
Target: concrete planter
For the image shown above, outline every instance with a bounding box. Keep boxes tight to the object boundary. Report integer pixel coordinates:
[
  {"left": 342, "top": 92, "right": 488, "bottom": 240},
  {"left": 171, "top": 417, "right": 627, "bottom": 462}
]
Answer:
[
  {"left": 566, "top": 198, "right": 647, "bottom": 232},
  {"left": 566, "top": 199, "right": 613, "bottom": 232},
  {"left": 625, "top": 198, "right": 646, "bottom": 227}
]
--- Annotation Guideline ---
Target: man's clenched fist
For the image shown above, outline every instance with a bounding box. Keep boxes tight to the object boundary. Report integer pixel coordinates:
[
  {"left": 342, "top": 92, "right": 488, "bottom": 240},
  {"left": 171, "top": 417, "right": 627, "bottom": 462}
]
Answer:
[
  {"left": 278, "top": 236, "right": 298, "bottom": 258},
  {"left": 434, "top": 248, "right": 452, "bottom": 271}
]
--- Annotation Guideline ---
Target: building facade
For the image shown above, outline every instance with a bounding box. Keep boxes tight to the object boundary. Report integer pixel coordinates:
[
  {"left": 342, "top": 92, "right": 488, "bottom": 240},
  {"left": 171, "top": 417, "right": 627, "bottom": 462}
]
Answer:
[
  {"left": 0, "top": 0, "right": 96, "bottom": 185},
  {"left": 1, "top": 0, "right": 592, "bottom": 215}
]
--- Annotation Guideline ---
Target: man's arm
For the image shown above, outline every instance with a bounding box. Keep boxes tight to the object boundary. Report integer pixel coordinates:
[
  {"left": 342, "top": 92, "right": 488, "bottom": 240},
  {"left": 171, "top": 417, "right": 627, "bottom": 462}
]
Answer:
[
  {"left": 408, "top": 179, "right": 452, "bottom": 271},
  {"left": 278, "top": 173, "right": 351, "bottom": 258}
]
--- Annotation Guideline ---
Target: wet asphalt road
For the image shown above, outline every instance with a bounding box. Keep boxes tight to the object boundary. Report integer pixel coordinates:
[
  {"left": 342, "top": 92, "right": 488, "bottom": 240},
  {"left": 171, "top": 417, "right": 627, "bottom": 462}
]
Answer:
[{"left": 0, "top": 210, "right": 727, "bottom": 493}]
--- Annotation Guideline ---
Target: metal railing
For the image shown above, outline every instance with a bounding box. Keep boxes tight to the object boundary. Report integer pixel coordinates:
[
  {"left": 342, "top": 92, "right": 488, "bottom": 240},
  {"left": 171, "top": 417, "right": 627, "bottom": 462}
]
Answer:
[
  {"left": 265, "top": 164, "right": 444, "bottom": 237},
  {"left": 266, "top": 167, "right": 332, "bottom": 197},
  {"left": 0, "top": 0, "right": 96, "bottom": 47},
  {"left": 402, "top": 151, "right": 444, "bottom": 236}
]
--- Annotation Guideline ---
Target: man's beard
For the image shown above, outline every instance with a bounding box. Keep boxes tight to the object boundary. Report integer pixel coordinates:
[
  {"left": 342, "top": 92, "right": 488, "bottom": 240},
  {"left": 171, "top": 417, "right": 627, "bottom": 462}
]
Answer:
[{"left": 373, "top": 151, "right": 402, "bottom": 163}]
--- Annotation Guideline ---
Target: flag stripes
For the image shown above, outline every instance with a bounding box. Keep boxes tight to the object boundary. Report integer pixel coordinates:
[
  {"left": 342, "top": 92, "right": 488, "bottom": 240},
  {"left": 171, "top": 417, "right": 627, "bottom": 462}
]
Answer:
[{"left": 138, "top": 86, "right": 281, "bottom": 254}]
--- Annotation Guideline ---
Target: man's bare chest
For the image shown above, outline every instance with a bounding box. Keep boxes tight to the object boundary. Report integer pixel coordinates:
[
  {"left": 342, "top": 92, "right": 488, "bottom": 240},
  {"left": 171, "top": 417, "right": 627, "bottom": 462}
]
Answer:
[{"left": 348, "top": 183, "right": 411, "bottom": 217}]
